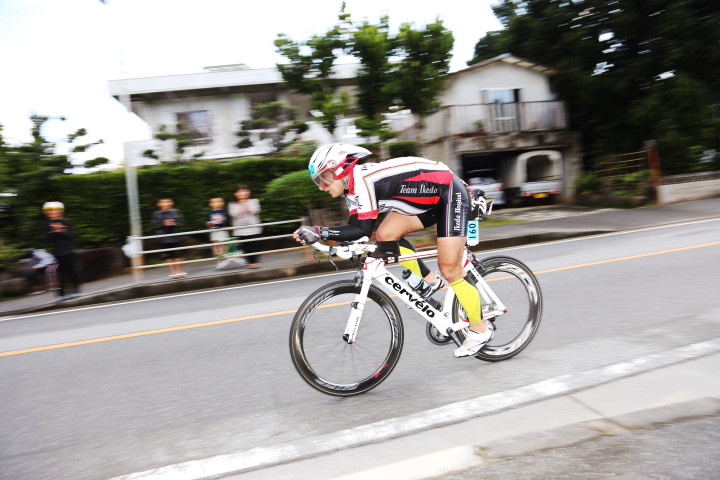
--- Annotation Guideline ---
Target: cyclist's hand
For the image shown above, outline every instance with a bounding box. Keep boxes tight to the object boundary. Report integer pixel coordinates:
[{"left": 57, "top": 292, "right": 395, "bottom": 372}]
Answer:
[{"left": 294, "top": 226, "right": 321, "bottom": 245}]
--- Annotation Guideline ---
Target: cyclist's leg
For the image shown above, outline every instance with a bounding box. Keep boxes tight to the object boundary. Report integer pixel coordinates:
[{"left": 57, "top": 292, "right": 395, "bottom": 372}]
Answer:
[
  {"left": 376, "top": 211, "right": 424, "bottom": 240},
  {"left": 434, "top": 176, "right": 488, "bottom": 335},
  {"left": 399, "top": 238, "right": 430, "bottom": 276},
  {"left": 376, "top": 213, "right": 436, "bottom": 282},
  {"left": 437, "top": 237, "right": 483, "bottom": 329}
]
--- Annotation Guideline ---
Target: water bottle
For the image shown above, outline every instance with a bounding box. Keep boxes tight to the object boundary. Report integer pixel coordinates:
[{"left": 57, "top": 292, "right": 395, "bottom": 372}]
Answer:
[
  {"left": 401, "top": 269, "right": 442, "bottom": 311},
  {"left": 402, "top": 269, "right": 432, "bottom": 297}
]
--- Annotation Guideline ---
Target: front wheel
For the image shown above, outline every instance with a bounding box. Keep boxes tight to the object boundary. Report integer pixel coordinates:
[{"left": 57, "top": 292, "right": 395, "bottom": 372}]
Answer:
[
  {"left": 289, "top": 280, "right": 404, "bottom": 396},
  {"left": 452, "top": 256, "right": 542, "bottom": 362}
]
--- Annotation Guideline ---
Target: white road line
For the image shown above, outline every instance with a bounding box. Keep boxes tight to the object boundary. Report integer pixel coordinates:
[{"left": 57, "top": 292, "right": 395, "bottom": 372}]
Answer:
[
  {"left": 4, "top": 216, "right": 719, "bottom": 322},
  {"left": 108, "top": 337, "right": 720, "bottom": 480},
  {"left": 0, "top": 270, "right": 354, "bottom": 322}
]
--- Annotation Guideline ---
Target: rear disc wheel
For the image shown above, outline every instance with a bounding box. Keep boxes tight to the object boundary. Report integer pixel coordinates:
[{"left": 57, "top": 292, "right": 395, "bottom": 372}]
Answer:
[{"left": 452, "top": 256, "right": 542, "bottom": 362}]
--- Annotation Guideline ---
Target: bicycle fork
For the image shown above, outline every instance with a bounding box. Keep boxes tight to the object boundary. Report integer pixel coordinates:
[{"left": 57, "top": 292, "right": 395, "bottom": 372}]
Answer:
[{"left": 342, "top": 271, "right": 373, "bottom": 344}]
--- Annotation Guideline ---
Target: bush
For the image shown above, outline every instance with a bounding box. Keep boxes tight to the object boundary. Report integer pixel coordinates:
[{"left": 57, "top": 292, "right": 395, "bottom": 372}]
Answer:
[
  {"left": 575, "top": 172, "right": 600, "bottom": 195},
  {"left": 260, "top": 170, "right": 339, "bottom": 233},
  {"left": 612, "top": 170, "right": 651, "bottom": 197},
  {"left": 279, "top": 140, "right": 318, "bottom": 158},
  {"left": 0, "top": 244, "right": 22, "bottom": 273},
  {"left": 388, "top": 141, "right": 419, "bottom": 158}
]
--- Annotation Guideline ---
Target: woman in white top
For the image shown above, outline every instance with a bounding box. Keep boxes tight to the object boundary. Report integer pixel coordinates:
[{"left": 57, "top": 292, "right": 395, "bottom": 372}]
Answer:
[{"left": 228, "top": 185, "right": 263, "bottom": 269}]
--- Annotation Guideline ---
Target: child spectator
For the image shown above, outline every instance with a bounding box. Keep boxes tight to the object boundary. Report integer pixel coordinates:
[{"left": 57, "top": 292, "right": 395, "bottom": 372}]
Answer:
[
  {"left": 151, "top": 196, "right": 186, "bottom": 279},
  {"left": 229, "top": 185, "right": 262, "bottom": 269},
  {"left": 20, "top": 248, "right": 56, "bottom": 295},
  {"left": 42, "top": 201, "right": 81, "bottom": 300},
  {"left": 206, "top": 196, "right": 230, "bottom": 256}
]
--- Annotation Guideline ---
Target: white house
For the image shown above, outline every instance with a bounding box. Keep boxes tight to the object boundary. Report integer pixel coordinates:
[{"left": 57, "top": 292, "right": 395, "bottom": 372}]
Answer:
[
  {"left": 108, "top": 63, "right": 362, "bottom": 164},
  {"left": 398, "top": 54, "right": 580, "bottom": 201}
]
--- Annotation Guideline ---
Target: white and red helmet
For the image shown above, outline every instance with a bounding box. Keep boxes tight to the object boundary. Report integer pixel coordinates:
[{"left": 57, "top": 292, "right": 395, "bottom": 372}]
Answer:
[{"left": 308, "top": 143, "right": 372, "bottom": 186}]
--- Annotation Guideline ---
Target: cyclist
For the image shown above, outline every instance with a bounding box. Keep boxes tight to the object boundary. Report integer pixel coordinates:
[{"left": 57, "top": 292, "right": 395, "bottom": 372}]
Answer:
[{"left": 293, "top": 143, "right": 493, "bottom": 357}]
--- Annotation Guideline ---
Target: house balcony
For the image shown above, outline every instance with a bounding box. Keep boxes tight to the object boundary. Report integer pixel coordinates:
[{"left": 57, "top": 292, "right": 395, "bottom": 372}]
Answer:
[{"left": 395, "top": 101, "right": 568, "bottom": 143}]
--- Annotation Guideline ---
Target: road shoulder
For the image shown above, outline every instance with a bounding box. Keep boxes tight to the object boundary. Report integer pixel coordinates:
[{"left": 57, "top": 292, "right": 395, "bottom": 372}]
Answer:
[{"left": 108, "top": 340, "right": 720, "bottom": 480}]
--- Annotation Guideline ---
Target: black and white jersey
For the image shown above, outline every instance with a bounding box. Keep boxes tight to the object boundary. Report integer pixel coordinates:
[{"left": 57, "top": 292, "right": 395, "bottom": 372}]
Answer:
[{"left": 347, "top": 157, "right": 455, "bottom": 220}]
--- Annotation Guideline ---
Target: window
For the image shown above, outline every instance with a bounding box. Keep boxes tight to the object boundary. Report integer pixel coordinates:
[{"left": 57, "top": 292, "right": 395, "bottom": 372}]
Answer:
[
  {"left": 481, "top": 89, "right": 520, "bottom": 104},
  {"left": 481, "top": 89, "right": 521, "bottom": 132},
  {"left": 176, "top": 111, "right": 211, "bottom": 141},
  {"left": 342, "top": 123, "right": 359, "bottom": 139},
  {"left": 526, "top": 154, "right": 561, "bottom": 182}
]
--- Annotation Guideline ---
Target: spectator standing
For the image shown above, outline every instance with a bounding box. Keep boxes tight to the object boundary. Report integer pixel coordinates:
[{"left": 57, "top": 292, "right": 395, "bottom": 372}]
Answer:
[
  {"left": 42, "top": 201, "right": 80, "bottom": 300},
  {"left": 228, "top": 185, "right": 262, "bottom": 269},
  {"left": 151, "top": 196, "right": 186, "bottom": 279},
  {"left": 20, "top": 248, "right": 56, "bottom": 295},
  {"left": 206, "top": 196, "right": 230, "bottom": 255}
]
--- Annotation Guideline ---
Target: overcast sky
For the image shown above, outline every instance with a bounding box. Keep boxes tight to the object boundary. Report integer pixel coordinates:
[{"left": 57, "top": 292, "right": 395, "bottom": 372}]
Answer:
[{"left": 0, "top": 0, "right": 503, "bottom": 166}]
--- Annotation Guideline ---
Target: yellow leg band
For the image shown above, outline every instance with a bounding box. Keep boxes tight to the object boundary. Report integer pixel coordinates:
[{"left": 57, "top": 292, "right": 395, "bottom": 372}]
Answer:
[
  {"left": 399, "top": 246, "right": 423, "bottom": 278},
  {"left": 450, "top": 277, "right": 482, "bottom": 324}
]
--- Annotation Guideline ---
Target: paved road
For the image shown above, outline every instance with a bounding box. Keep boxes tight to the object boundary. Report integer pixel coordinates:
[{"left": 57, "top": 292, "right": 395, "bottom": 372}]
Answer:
[
  {"left": 439, "top": 415, "right": 720, "bottom": 480},
  {"left": 1, "top": 218, "right": 719, "bottom": 479}
]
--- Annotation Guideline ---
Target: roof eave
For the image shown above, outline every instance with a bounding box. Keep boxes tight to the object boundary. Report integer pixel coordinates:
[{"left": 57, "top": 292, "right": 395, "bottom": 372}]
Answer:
[{"left": 450, "top": 53, "right": 558, "bottom": 78}]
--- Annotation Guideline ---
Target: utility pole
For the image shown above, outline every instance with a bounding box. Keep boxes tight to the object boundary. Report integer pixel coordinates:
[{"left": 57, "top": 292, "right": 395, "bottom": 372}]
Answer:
[{"left": 124, "top": 155, "right": 144, "bottom": 283}]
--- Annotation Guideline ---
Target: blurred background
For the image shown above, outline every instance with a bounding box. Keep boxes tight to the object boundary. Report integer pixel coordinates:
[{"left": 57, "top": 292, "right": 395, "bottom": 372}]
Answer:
[{"left": 1, "top": 2, "right": 720, "bottom": 480}]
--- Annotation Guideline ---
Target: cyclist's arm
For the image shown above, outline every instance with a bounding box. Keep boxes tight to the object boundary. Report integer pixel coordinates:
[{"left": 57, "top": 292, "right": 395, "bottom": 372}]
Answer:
[{"left": 319, "top": 213, "right": 376, "bottom": 241}]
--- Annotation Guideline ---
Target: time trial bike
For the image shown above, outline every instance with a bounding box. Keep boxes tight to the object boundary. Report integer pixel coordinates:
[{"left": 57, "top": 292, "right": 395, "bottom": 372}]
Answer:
[{"left": 289, "top": 192, "right": 542, "bottom": 396}]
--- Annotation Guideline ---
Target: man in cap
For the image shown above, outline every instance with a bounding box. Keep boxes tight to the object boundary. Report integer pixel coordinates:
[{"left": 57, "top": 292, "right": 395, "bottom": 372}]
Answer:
[{"left": 42, "top": 202, "right": 80, "bottom": 301}]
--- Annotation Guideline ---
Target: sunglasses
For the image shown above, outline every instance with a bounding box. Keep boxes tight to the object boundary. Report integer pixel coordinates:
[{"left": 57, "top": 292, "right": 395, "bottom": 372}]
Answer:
[{"left": 314, "top": 170, "right": 337, "bottom": 187}]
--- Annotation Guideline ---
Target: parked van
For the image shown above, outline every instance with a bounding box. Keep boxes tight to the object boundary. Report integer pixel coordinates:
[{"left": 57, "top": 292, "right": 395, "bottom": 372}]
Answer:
[{"left": 497, "top": 150, "right": 563, "bottom": 205}]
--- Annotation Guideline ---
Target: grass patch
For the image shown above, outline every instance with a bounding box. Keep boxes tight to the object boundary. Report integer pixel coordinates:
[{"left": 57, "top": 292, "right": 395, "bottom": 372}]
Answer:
[
  {"left": 478, "top": 218, "right": 527, "bottom": 228},
  {"left": 404, "top": 218, "right": 527, "bottom": 245}
]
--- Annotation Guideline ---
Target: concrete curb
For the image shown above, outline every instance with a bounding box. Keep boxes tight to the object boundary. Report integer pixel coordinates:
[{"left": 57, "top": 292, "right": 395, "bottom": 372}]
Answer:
[
  {"left": 335, "top": 398, "right": 720, "bottom": 480},
  {"left": 0, "top": 229, "right": 610, "bottom": 318},
  {"left": 479, "top": 397, "right": 720, "bottom": 461}
]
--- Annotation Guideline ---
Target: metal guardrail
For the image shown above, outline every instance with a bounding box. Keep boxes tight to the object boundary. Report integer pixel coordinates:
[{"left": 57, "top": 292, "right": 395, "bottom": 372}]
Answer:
[{"left": 126, "top": 218, "right": 306, "bottom": 282}]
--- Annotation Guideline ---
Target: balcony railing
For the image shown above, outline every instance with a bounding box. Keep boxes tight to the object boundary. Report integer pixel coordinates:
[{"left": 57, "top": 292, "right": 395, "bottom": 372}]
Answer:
[{"left": 397, "top": 101, "right": 568, "bottom": 143}]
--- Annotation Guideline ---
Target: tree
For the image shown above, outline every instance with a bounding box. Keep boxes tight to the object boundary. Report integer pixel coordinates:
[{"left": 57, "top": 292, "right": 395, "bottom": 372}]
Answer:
[
  {"left": 0, "top": 125, "right": 11, "bottom": 189},
  {"left": 275, "top": 6, "right": 454, "bottom": 141},
  {"left": 350, "top": 15, "right": 454, "bottom": 136},
  {"left": 467, "top": 0, "right": 720, "bottom": 174},
  {"left": 349, "top": 15, "right": 396, "bottom": 119},
  {"left": 0, "top": 116, "right": 105, "bottom": 245},
  {"left": 394, "top": 19, "right": 454, "bottom": 121},
  {"left": 144, "top": 122, "right": 206, "bottom": 164},
  {"left": 275, "top": 4, "right": 352, "bottom": 135},
  {"left": 236, "top": 102, "right": 309, "bottom": 154}
]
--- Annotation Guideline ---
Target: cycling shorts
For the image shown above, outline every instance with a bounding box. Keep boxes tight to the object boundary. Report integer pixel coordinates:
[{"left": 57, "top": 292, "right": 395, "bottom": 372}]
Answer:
[{"left": 416, "top": 175, "right": 470, "bottom": 237}]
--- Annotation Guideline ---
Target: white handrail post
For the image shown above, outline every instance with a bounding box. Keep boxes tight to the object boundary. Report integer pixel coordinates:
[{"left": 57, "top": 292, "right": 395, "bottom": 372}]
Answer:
[{"left": 130, "top": 236, "right": 144, "bottom": 283}]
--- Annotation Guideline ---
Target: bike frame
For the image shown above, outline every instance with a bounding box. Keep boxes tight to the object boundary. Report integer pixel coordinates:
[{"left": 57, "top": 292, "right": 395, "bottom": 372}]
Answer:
[{"left": 342, "top": 247, "right": 508, "bottom": 345}]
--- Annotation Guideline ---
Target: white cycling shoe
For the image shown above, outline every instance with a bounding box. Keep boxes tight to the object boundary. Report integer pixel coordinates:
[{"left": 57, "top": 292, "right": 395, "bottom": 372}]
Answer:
[
  {"left": 454, "top": 321, "right": 494, "bottom": 358},
  {"left": 426, "top": 276, "right": 444, "bottom": 297}
]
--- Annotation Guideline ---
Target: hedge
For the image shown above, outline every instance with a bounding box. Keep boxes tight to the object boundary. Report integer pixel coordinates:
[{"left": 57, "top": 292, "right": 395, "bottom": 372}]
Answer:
[{"left": 6, "top": 157, "right": 309, "bottom": 251}]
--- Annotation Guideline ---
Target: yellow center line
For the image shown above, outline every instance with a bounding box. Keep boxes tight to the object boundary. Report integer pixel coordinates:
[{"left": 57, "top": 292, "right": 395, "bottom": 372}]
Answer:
[
  {"left": 2, "top": 240, "right": 719, "bottom": 358},
  {"left": 533, "top": 240, "right": 720, "bottom": 275}
]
